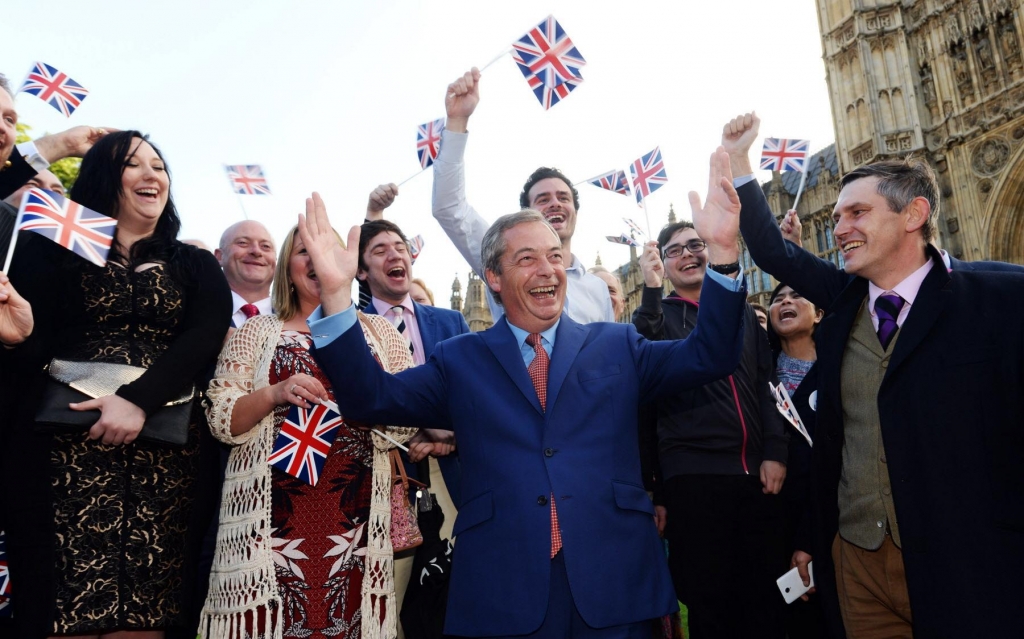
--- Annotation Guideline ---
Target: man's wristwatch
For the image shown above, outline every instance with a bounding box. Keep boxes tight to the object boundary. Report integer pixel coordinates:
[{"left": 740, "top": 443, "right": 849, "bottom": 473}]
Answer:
[{"left": 708, "top": 262, "right": 741, "bottom": 275}]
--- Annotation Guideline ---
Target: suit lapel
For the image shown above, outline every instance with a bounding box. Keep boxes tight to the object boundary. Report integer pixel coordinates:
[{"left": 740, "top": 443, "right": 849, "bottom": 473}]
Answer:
[
  {"left": 480, "top": 317, "right": 544, "bottom": 415},
  {"left": 817, "top": 277, "right": 868, "bottom": 439},
  {"left": 414, "top": 301, "right": 437, "bottom": 350},
  {"left": 546, "top": 317, "right": 586, "bottom": 413},
  {"left": 885, "top": 250, "right": 951, "bottom": 378},
  {"left": 363, "top": 303, "right": 380, "bottom": 317}
]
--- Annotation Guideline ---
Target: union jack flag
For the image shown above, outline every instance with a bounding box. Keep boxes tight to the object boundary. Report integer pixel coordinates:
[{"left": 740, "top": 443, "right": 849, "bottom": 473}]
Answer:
[
  {"left": 606, "top": 233, "right": 640, "bottom": 247},
  {"left": 0, "top": 529, "right": 10, "bottom": 606},
  {"left": 268, "top": 403, "right": 344, "bottom": 486},
  {"left": 629, "top": 147, "right": 668, "bottom": 205},
  {"left": 416, "top": 119, "right": 444, "bottom": 169},
  {"left": 513, "top": 59, "right": 580, "bottom": 110},
  {"left": 19, "top": 62, "right": 89, "bottom": 117},
  {"left": 225, "top": 164, "right": 272, "bottom": 195},
  {"left": 408, "top": 234, "right": 425, "bottom": 264},
  {"left": 16, "top": 188, "right": 116, "bottom": 267},
  {"left": 512, "top": 15, "right": 586, "bottom": 88},
  {"left": 589, "top": 170, "right": 630, "bottom": 196},
  {"left": 760, "top": 138, "right": 810, "bottom": 172},
  {"left": 623, "top": 218, "right": 646, "bottom": 237}
]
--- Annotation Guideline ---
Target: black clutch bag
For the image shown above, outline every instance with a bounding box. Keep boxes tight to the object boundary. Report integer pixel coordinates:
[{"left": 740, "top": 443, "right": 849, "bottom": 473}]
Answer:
[{"left": 34, "top": 359, "right": 194, "bottom": 446}]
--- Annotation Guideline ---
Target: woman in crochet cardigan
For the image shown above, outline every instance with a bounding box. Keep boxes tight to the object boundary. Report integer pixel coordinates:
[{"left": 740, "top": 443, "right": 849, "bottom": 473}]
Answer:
[{"left": 201, "top": 220, "right": 416, "bottom": 639}]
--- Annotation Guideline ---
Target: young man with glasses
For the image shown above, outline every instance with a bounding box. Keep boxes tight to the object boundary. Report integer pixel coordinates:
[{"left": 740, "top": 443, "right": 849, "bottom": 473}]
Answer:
[{"left": 632, "top": 220, "right": 790, "bottom": 639}]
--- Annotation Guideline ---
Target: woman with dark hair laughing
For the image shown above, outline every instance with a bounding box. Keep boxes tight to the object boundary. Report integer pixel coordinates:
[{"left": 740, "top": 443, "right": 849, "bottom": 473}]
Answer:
[{"left": 0, "top": 131, "right": 231, "bottom": 637}]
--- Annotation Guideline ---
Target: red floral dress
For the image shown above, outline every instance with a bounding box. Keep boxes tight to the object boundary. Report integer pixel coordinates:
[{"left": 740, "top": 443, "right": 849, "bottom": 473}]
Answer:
[{"left": 265, "top": 331, "right": 374, "bottom": 639}]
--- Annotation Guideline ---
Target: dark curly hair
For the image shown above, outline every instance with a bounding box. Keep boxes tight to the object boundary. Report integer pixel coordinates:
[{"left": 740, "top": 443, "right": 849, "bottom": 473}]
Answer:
[{"left": 519, "top": 167, "right": 579, "bottom": 211}]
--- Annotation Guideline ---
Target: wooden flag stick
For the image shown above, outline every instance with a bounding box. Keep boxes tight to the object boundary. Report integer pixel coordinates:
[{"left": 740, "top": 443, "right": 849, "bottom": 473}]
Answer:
[
  {"left": 574, "top": 170, "right": 616, "bottom": 187},
  {"left": 396, "top": 169, "right": 426, "bottom": 188},
  {"left": 791, "top": 166, "right": 809, "bottom": 211},
  {"left": 2, "top": 206, "right": 23, "bottom": 273},
  {"left": 321, "top": 399, "right": 410, "bottom": 452},
  {"left": 370, "top": 428, "right": 410, "bottom": 453},
  {"left": 481, "top": 47, "right": 513, "bottom": 71},
  {"left": 641, "top": 198, "right": 652, "bottom": 239},
  {"left": 233, "top": 192, "right": 250, "bottom": 220}
]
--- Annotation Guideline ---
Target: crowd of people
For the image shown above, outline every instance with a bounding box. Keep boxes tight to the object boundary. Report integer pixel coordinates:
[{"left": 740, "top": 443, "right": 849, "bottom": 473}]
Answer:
[{"left": 0, "top": 62, "right": 1023, "bottom": 639}]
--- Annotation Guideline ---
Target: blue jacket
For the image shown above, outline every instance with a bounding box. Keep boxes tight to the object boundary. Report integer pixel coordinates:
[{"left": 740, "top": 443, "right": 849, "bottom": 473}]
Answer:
[
  {"left": 313, "top": 276, "right": 746, "bottom": 636},
  {"left": 362, "top": 301, "right": 470, "bottom": 505}
]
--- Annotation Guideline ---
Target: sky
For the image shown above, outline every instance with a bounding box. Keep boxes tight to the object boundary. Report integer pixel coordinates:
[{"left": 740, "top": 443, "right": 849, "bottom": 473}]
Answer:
[{"left": 4, "top": 0, "right": 836, "bottom": 303}]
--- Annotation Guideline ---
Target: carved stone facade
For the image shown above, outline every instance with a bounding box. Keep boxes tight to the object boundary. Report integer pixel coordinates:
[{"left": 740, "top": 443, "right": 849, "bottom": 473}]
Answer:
[{"left": 819, "top": 0, "right": 1024, "bottom": 266}]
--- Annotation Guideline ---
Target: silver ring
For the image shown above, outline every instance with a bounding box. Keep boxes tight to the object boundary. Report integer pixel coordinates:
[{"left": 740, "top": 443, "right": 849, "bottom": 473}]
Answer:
[{"left": 291, "top": 384, "right": 299, "bottom": 394}]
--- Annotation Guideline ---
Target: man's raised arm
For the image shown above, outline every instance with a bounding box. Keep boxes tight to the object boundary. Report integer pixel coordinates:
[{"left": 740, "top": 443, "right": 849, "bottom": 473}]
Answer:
[
  {"left": 722, "top": 112, "right": 847, "bottom": 309},
  {"left": 432, "top": 68, "right": 491, "bottom": 276},
  {"left": 299, "top": 193, "right": 450, "bottom": 429},
  {"left": 640, "top": 149, "right": 748, "bottom": 398},
  {"left": 1, "top": 126, "right": 112, "bottom": 200}
]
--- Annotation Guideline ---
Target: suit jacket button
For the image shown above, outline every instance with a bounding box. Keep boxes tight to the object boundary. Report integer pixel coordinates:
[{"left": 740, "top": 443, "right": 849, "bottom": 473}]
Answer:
[
  {"left": 537, "top": 495, "right": 548, "bottom": 506},
  {"left": 544, "top": 448, "right": 555, "bottom": 457}
]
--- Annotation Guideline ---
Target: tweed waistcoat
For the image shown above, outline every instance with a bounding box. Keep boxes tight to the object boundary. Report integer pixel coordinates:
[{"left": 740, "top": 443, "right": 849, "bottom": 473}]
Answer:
[{"left": 837, "top": 299, "right": 902, "bottom": 550}]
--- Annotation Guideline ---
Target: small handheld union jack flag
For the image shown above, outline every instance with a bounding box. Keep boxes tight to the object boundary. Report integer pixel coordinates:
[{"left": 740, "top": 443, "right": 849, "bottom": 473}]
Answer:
[
  {"left": 19, "top": 62, "right": 89, "bottom": 118},
  {"left": 225, "top": 165, "right": 272, "bottom": 195},
  {"left": 760, "top": 138, "right": 810, "bottom": 172},
  {"left": 14, "top": 189, "right": 116, "bottom": 268},
  {"left": 513, "top": 58, "right": 580, "bottom": 110},
  {"left": 0, "top": 529, "right": 10, "bottom": 614},
  {"left": 268, "top": 403, "right": 344, "bottom": 486},
  {"left": 606, "top": 233, "right": 640, "bottom": 247},
  {"left": 512, "top": 15, "right": 586, "bottom": 88},
  {"left": 630, "top": 147, "right": 668, "bottom": 206},
  {"left": 623, "top": 218, "right": 646, "bottom": 237},
  {"left": 588, "top": 170, "right": 630, "bottom": 196},
  {"left": 409, "top": 234, "right": 425, "bottom": 264},
  {"left": 417, "top": 119, "right": 445, "bottom": 169}
]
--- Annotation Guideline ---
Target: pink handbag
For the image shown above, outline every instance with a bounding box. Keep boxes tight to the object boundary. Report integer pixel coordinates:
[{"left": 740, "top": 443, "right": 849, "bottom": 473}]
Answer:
[{"left": 389, "top": 449, "right": 426, "bottom": 552}]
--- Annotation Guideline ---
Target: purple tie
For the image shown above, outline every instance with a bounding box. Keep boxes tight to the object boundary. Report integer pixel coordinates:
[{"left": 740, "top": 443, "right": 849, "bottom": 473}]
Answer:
[{"left": 875, "top": 293, "right": 905, "bottom": 350}]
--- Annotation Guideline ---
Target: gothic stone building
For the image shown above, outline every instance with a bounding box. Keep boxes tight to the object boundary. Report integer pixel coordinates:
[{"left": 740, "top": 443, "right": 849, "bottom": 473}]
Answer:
[
  {"left": 625, "top": 0, "right": 1024, "bottom": 311},
  {"left": 816, "top": 0, "right": 1024, "bottom": 267}
]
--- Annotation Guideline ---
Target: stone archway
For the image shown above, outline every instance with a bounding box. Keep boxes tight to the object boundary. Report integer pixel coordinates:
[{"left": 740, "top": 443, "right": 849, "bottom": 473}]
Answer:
[{"left": 985, "top": 138, "right": 1024, "bottom": 265}]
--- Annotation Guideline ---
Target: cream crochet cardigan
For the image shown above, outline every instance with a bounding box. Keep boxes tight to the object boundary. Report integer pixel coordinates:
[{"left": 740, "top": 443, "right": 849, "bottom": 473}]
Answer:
[{"left": 199, "top": 313, "right": 416, "bottom": 639}]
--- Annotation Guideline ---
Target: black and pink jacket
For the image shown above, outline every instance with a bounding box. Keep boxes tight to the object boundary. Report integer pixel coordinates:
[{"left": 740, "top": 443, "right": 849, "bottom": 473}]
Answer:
[{"left": 633, "top": 286, "right": 788, "bottom": 484}]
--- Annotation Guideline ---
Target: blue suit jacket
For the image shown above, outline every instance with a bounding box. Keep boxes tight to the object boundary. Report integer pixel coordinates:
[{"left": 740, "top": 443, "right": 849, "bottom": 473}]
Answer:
[
  {"left": 314, "top": 277, "right": 746, "bottom": 636},
  {"left": 362, "top": 301, "right": 470, "bottom": 505},
  {"left": 737, "top": 179, "right": 1024, "bottom": 638}
]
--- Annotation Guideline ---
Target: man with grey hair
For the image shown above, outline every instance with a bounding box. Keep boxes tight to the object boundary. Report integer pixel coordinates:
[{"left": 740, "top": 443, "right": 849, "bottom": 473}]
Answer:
[{"left": 300, "top": 148, "right": 751, "bottom": 638}]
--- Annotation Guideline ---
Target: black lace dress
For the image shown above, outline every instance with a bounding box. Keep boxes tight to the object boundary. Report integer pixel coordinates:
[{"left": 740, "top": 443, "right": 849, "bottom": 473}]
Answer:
[{"left": 0, "top": 233, "right": 231, "bottom": 636}]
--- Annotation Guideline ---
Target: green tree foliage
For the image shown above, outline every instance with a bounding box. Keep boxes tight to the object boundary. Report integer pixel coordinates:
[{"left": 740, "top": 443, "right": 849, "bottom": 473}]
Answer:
[{"left": 15, "top": 122, "right": 82, "bottom": 193}]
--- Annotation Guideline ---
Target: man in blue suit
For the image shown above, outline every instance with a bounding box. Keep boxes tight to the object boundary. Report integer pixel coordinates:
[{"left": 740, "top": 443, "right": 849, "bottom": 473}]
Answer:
[{"left": 298, "top": 150, "right": 749, "bottom": 638}]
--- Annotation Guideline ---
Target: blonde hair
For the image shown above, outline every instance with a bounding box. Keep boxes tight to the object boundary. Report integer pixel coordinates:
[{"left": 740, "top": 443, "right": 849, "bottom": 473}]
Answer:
[
  {"left": 411, "top": 278, "right": 435, "bottom": 306},
  {"left": 272, "top": 224, "right": 343, "bottom": 321}
]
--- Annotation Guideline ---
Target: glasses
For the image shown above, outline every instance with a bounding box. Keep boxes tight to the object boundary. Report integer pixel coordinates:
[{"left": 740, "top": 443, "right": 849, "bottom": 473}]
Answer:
[{"left": 663, "top": 240, "right": 707, "bottom": 259}]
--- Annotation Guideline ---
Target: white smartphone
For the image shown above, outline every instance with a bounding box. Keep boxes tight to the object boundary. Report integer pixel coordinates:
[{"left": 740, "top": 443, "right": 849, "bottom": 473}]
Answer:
[{"left": 776, "top": 562, "right": 814, "bottom": 604}]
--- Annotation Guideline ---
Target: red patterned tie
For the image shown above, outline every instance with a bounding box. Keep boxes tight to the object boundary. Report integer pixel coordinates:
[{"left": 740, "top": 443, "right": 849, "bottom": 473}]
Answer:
[
  {"left": 240, "top": 303, "right": 260, "bottom": 319},
  {"left": 526, "top": 333, "right": 562, "bottom": 558}
]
